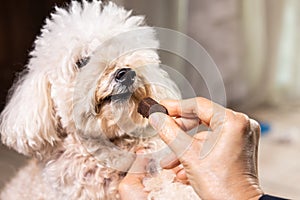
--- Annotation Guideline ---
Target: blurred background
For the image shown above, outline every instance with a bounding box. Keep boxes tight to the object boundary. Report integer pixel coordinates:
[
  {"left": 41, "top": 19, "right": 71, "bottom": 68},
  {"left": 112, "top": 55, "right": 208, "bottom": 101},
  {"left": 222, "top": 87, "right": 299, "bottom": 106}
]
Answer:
[{"left": 0, "top": 0, "right": 299, "bottom": 198}]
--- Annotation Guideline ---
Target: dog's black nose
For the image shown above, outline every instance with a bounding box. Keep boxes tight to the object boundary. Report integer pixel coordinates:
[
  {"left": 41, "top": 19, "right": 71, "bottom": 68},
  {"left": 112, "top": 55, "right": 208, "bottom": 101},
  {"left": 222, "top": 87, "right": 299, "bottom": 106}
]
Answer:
[{"left": 115, "top": 68, "right": 136, "bottom": 86}]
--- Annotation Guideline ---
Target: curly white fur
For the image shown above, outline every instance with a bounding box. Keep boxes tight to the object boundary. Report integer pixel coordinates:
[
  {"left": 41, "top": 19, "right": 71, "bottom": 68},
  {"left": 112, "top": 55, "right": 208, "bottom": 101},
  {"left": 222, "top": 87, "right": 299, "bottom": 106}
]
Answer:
[{"left": 0, "top": 1, "right": 199, "bottom": 199}]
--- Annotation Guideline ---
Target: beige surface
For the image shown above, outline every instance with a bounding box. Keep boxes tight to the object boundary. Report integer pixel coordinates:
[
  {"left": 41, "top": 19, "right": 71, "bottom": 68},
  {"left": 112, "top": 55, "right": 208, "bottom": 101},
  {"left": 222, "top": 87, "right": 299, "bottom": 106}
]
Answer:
[
  {"left": 259, "top": 137, "right": 300, "bottom": 199},
  {"left": 252, "top": 105, "right": 300, "bottom": 199}
]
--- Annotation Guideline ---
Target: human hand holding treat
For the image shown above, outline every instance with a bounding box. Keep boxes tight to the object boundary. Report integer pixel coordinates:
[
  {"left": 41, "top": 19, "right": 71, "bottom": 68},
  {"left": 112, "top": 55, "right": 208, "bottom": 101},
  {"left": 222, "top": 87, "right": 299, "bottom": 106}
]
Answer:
[
  {"left": 119, "top": 97, "right": 263, "bottom": 200},
  {"left": 149, "top": 97, "right": 263, "bottom": 200}
]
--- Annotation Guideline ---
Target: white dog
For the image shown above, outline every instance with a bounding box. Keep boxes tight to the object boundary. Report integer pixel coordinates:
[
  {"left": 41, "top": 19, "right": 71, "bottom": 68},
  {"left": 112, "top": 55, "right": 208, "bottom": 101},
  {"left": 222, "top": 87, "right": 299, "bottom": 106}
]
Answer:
[{"left": 0, "top": 1, "right": 199, "bottom": 199}]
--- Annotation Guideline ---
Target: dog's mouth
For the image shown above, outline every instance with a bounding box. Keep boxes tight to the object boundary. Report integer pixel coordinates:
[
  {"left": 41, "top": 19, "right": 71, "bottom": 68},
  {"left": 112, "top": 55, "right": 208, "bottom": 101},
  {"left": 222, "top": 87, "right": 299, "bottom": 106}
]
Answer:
[
  {"left": 102, "top": 91, "right": 133, "bottom": 102},
  {"left": 95, "top": 68, "right": 152, "bottom": 114},
  {"left": 95, "top": 90, "right": 133, "bottom": 113},
  {"left": 95, "top": 84, "right": 151, "bottom": 115}
]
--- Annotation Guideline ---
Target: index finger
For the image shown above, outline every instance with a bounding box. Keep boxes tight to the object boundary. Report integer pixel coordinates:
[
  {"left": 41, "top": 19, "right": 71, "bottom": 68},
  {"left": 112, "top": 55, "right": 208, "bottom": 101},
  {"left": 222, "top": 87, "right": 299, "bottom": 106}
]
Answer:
[{"left": 160, "top": 97, "right": 225, "bottom": 131}]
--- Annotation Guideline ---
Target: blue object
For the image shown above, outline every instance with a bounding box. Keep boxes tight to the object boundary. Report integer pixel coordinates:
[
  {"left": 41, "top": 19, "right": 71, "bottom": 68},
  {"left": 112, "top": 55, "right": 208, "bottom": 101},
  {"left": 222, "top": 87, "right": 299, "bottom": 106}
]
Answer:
[{"left": 259, "top": 122, "right": 271, "bottom": 135}]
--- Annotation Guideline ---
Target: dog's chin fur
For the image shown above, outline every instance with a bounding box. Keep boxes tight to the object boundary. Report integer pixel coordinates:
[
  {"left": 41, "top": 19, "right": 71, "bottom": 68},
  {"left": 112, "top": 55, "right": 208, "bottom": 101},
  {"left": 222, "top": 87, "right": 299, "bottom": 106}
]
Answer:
[{"left": 0, "top": 1, "right": 200, "bottom": 200}]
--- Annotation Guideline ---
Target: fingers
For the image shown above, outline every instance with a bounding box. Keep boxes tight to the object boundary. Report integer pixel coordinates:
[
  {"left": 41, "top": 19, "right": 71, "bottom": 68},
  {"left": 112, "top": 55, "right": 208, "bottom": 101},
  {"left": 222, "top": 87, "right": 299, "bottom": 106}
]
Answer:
[
  {"left": 160, "top": 98, "right": 213, "bottom": 120},
  {"left": 160, "top": 152, "right": 180, "bottom": 169},
  {"left": 176, "top": 168, "right": 187, "bottom": 181},
  {"left": 160, "top": 98, "right": 226, "bottom": 131},
  {"left": 149, "top": 112, "right": 193, "bottom": 157},
  {"left": 119, "top": 152, "right": 149, "bottom": 200},
  {"left": 174, "top": 117, "right": 199, "bottom": 131},
  {"left": 193, "top": 131, "right": 209, "bottom": 141},
  {"left": 128, "top": 154, "right": 149, "bottom": 174},
  {"left": 159, "top": 132, "right": 209, "bottom": 169},
  {"left": 119, "top": 175, "right": 148, "bottom": 200},
  {"left": 171, "top": 165, "right": 188, "bottom": 183}
]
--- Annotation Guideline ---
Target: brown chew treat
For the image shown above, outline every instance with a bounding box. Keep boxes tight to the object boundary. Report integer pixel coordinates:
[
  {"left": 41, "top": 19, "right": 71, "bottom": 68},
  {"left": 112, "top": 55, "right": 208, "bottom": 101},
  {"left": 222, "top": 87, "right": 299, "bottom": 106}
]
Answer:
[{"left": 137, "top": 97, "right": 168, "bottom": 118}]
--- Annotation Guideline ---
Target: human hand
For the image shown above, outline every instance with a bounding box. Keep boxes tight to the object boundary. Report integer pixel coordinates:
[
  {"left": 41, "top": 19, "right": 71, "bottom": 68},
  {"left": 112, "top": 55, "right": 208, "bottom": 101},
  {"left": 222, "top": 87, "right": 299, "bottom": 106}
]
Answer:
[
  {"left": 149, "top": 97, "right": 263, "bottom": 200},
  {"left": 118, "top": 151, "right": 149, "bottom": 200}
]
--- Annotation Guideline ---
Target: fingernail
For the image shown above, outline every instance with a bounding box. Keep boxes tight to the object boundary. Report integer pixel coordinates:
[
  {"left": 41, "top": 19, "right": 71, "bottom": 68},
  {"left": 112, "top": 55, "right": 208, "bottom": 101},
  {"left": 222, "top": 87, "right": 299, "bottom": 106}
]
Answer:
[
  {"left": 149, "top": 112, "right": 165, "bottom": 130},
  {"left": 136, "top": 149, "right": 147, "bottom": 154}
]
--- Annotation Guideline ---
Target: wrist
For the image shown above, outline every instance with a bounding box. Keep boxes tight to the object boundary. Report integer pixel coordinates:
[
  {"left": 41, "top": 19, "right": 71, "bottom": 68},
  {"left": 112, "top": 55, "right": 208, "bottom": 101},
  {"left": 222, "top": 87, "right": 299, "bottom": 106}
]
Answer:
[
  {"left": 195, "top": 174, "right": 263, "bottom": 200},
  {"left": 225, "top": 175, "right": 263, "bottom": 200}
]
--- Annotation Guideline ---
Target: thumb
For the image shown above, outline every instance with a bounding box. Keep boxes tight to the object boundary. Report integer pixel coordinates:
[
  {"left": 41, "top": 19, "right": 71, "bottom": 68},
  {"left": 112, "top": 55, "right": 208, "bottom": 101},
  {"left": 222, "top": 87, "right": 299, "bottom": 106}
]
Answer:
[
  {"left": 119, "top": 152, "right": 149, "bottom": 200},
  {"left": 149, "top": 112, "right": 193, "bottom": 158}
]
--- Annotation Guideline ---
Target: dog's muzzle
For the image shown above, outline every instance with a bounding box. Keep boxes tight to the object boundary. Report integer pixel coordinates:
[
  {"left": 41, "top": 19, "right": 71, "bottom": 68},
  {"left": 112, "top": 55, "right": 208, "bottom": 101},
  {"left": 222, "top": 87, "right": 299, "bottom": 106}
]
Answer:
[
  {"left": 99, "top": 68, "right": 137, "bottom": 104},
  {"left": 115, "top": 68, "right": 136, "bottom": 87}
]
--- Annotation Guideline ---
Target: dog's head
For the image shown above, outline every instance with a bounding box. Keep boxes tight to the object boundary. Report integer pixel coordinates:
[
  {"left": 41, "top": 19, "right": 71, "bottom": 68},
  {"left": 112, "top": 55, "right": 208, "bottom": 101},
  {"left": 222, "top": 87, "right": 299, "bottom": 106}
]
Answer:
[{"left": 0, "top": 1, "right": 180, "bottom": 158}]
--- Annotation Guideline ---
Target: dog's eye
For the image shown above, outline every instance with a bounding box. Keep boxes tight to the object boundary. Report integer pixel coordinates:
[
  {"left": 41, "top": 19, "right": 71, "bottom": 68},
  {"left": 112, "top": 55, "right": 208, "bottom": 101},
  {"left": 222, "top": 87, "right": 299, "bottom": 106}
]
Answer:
[{"left": 76, "top": 56, "right": 90, "bottom": 68}]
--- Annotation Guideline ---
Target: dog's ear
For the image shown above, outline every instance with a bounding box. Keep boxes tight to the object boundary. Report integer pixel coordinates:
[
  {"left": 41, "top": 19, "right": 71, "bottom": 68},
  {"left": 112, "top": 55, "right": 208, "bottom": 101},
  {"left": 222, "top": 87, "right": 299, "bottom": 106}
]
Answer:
[{"left": 0, "top": 70, "right": 61, "bottom": 158}]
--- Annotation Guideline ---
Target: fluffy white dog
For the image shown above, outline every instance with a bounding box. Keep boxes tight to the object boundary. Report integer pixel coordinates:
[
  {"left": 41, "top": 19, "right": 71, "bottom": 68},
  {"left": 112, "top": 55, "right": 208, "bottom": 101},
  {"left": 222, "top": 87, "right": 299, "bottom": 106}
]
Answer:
[{"left": 0, "top": 1, "right": 199, "bottom": 199}]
